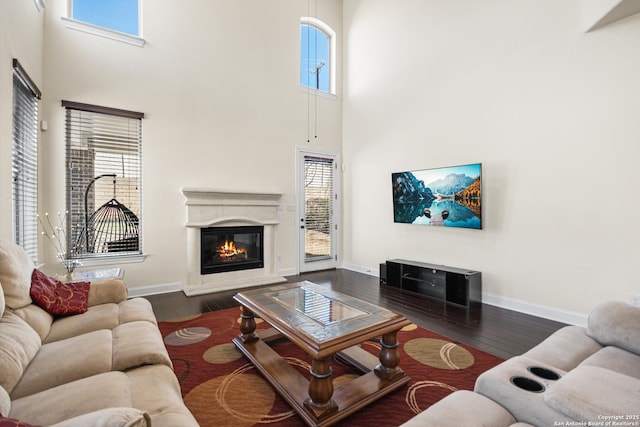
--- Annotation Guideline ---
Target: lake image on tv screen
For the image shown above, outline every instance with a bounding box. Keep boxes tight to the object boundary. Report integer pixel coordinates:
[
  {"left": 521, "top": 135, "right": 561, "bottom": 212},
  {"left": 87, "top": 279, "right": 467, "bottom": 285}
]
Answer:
[{"left": 392, "top": 163, "right": 481, "bottom": 229}]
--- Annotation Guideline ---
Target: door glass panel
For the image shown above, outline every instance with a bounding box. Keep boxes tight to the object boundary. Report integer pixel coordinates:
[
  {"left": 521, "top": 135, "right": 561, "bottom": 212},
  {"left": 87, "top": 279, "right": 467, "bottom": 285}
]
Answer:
[{"left": 304, "top": 156, "right": 334, "bottom": 262}]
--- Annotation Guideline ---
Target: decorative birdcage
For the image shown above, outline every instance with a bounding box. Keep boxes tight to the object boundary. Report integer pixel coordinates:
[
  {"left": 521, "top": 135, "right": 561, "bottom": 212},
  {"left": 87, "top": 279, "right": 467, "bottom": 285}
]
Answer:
[{"left": 76, "top": 174, "right": 139, "bottom": 254}]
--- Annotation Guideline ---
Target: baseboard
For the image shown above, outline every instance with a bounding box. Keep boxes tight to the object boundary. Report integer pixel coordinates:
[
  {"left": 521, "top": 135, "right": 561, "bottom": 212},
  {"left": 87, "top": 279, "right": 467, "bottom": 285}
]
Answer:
[
  {"left": 128, "top": 282, "right": 182, "bottom": 297},
  {"left": 341, "top": 262, "right": 379, "bottom": 276},
  {"left": 482, "top": 293, "right": 588, "bottom": 327},
  {"left": 341, "top": 263, "right": 588, "bottom": 327},
  {"left": 278, "top": 267, "right": 298, "bottom": 277}
]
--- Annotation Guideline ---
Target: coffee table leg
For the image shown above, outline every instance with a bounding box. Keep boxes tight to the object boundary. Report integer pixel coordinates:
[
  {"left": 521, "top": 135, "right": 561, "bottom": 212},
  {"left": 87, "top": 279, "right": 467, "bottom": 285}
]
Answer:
[
  {"left": 239, "top": 305, "right": 258, "bottom": 343},
  {"left": 304, "top": 357, "right": 338, "bottom": 417},
  {"left": 375, "top": 330, "right": 404, "bottom": 381}
]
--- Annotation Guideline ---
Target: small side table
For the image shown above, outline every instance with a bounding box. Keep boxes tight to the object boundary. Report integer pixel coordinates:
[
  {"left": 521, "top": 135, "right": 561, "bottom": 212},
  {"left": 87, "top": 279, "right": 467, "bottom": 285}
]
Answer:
[{"left": 58, "top": 267, "right": 124, "bottom": 284}]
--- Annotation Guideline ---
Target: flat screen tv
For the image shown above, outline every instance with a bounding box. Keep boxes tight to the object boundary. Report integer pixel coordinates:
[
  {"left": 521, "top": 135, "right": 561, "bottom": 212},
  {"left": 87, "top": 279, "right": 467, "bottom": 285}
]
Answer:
[{"left": 392, "top": 163, "right": 482, "bottom": 229}]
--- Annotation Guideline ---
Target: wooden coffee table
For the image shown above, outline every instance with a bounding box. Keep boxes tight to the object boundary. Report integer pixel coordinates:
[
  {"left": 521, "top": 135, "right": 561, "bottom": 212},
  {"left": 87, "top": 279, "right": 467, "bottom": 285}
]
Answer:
[{"left": 232, "top": 281, "right": 411, "bottom": 427}]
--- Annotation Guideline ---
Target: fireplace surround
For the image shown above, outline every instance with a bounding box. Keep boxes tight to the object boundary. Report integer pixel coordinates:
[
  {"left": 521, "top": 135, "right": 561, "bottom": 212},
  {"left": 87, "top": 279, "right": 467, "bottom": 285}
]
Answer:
[{"left": 181, "top": 188, "right": 286, "bottom": 296}]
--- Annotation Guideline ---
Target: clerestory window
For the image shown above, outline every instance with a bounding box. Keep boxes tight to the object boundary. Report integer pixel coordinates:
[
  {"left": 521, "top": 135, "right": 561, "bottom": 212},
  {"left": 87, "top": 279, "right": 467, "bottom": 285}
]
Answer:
[
  {"left": 63, "top": 0, "right": 144, "bottom": 46},
  {"left": 71, "top": 0, "right": 140, "bottom": 36},
  {"left": 300, "top": 17, "right": 336, "bottom": 95}
]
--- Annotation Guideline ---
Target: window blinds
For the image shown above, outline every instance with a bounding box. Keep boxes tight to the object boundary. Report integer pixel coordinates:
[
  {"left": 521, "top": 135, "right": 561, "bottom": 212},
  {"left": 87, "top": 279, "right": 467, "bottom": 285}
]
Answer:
[
  {"left": 63, "top": 101, "right": 143, "bottom": 257},
  {"left": 304, "top": 156, "right": 334, "bottom": 261},
  {"left": 12, "top": 60, "right": 40, "bottom": 261}
]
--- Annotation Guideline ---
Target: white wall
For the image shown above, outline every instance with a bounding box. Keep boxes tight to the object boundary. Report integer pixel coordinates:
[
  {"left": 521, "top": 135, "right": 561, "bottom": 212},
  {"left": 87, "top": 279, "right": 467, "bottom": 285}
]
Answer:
[
  {"left": 342, "top": 0, "right": 640, "bottom": 318},
  {"left": 39, "top": 0, "right": 342, "bottom": 288},
  {"left": 0, "top": 0, "right": 44, "bottom": 240},
  {"left": 4, "top": 0, "right": 639, "bottom": 320}
]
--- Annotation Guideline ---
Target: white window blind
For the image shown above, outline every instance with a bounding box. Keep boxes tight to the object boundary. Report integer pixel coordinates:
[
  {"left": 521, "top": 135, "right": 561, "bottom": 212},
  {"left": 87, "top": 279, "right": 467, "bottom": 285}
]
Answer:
[
  {"left": 304, "top": 156, "right": 334, "bottom": 261},
  {"left": 12, "top": 59, "right": 40, "bottom": 261},
  {"left": 62, "top": 101, "right": 143, "bottom": 258}
]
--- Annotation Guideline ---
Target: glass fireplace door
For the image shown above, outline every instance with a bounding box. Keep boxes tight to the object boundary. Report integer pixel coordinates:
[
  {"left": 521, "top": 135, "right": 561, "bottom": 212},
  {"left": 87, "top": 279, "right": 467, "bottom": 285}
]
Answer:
[{"left": 200, "top": 226, "right": 264, "bottom": 274}]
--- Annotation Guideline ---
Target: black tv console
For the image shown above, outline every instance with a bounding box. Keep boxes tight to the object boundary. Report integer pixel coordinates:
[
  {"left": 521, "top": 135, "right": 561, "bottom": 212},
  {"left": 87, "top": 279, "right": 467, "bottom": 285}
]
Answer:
[{"left": 381, "top": 259, "right": 481, "bottom": 308}]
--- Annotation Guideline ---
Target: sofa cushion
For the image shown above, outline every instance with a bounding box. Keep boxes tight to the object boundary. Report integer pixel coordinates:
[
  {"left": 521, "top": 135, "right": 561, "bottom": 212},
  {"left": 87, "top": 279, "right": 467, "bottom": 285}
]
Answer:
[
  {"left": 10, "top": 367, "right": 198, "bottom": 427},
  {"left": 48, "top": 408, "right": 151, "bottom": 427},
  {"left": 0, "top": 241, "right": 35, "bottom": 310},
  {"left": 118, "top": 298, "right": 157, "bottom": 325},
  {"left": 0, "top": 312, "right": 41, "bottom": 394},
  {"left": 127, "top": 365, "right": 199, "bottom": 427},
  {"left": 10, "top": 330, "right": 113, "bottom": 399},
  {"left": 43, "top": 299, "right": 157, "bottom": 344},
  {"left": 8, "top": 305, "right": 53, "bottom": 342},
  {"left": 9, "top": 372, "right": 134, "bottom": 426},
  {"left": 112, "top": 321, "right": 172, "bottom": 371},
  {"left": 43, "top": 303, "right": 120, "bottom": 343},
  {"left": 523, "top": 325, "right": 602, "bottom": 371},
  {"left": 587, "top": 301, "right": 640, "bottom": 355},
  {"left": 545, "top": 365, "right": 640, "bottom": 421},
  {"left": 580, "top": 346, "right": 640, "bottom": 380},
  {"left": 29, "top": 269, "right": 90, "bottom": 316}
]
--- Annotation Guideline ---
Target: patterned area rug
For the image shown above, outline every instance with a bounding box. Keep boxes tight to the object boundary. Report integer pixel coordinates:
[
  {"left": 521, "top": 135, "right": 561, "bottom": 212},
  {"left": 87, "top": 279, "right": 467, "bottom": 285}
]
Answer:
[{"left": 159, "top": 306, "right": 503, "bottom": 427}]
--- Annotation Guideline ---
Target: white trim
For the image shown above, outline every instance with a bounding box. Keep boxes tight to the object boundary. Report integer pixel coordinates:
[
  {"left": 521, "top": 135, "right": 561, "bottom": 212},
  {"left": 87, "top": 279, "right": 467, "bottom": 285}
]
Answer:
[
  {"left": 61, "top": 17, "right": 146, "bottom": 47},
  {"left": 128, "top": 282, "right": 182, "bottom": 297},
  {"left": 76, "top": 253, "right": 146, "bottom": 267},
  {"left": 278, "top": 267, "right": 298, "bottom": 277},
  {"left": 341, "top": 263, "right": 589, "bottom": 327},
  {"left": 342, "top": 262, "right": 379, "bottom": 276},
  {"left": 299, "top": 85, "right": 338, "bottom": 100},
  {"left": 482, "top": 293, "right": 588, "bottom": 327}
]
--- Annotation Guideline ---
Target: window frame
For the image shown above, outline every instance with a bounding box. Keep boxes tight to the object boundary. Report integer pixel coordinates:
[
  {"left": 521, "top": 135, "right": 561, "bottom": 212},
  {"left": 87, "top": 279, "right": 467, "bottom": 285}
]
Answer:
[
  {"left": 12, "top": 59, "right": 41, "bottom": 262},
  {"left": 62, "top": 0, "right": 145, "bottom": 47},
  {"left": 300, "top": 17, "right": 336, "bottom": 96},
  {"left": 62, "top": 100, "right": 146, "bottom": 266}
]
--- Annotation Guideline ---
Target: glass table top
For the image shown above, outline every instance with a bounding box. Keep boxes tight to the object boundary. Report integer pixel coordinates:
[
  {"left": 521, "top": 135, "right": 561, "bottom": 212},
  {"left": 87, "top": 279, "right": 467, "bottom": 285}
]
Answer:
[
  {"left": 268, "top": 286, "right": 367, "bottom": 326},
  {"left": 234, "top": 281, "right": 407, "bottom": 346}
]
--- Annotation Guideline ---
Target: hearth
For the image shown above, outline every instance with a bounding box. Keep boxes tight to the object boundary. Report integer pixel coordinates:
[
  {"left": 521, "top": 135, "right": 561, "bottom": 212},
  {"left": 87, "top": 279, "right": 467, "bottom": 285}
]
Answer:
[{"left": 200, "top": 225, "right": 264, "bottom": 274}]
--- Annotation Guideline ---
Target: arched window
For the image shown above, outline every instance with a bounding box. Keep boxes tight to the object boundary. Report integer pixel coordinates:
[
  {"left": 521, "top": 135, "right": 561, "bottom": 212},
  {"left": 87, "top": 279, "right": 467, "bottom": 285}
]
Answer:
[{"left": 300, "top": 17, "right": 336, "bottom": 95}]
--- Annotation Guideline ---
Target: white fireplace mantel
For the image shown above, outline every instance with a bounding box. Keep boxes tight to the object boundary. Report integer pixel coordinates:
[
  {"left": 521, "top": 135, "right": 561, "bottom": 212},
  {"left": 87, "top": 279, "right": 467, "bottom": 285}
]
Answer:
[{"left": 181, "top": 188, "right": 286, "bottom": 296}]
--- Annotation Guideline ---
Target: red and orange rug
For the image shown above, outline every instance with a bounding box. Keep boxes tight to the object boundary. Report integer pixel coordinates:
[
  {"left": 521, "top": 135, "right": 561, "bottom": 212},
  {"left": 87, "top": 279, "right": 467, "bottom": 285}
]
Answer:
[{"left": 159, "top": 306, "right": 502, "bottom": 427}]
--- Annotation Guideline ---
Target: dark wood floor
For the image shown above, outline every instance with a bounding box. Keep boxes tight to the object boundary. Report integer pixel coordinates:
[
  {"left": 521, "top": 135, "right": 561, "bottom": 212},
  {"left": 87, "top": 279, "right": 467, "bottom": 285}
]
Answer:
[{"left": 144, "top": 269, "right": 567, "bottom": 360}]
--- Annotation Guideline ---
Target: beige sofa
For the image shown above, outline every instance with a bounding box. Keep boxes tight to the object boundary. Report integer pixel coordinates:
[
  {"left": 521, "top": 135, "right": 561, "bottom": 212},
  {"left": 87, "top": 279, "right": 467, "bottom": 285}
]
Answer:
[
  {"left": 0, "top": 240, "right": 198, "bottom": 427},
  {"left": 401, "top": 301, "right": 640, "bottom": 426}
]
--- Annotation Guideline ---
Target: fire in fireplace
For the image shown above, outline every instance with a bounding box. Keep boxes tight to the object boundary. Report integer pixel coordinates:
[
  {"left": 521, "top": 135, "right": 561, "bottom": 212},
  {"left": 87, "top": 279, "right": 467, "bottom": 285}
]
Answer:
[{"left": 200, "top": 226, "right": 264, "bottom": 274}]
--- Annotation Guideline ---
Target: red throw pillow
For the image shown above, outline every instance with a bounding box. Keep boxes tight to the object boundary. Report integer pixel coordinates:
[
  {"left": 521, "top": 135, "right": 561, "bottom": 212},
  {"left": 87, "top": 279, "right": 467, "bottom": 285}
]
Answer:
[
  {"left": 0, "top": 415, "right": 41, "bottom": 427},
  {"left": 30, "top": 269, "right": 90, "bottom": 316}
]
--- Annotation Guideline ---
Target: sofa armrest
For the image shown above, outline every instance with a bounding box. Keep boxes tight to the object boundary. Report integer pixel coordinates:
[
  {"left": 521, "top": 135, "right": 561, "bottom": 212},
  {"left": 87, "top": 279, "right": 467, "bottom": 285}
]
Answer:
[
  {"left": 399, "top": 390, "right": 520, "bottom": 427},
  {"left": 87, "top": 279, "right": 128, "bottom": 306},
  {"left": 48, "top": 408, "right": 151, "bottom": 427}
]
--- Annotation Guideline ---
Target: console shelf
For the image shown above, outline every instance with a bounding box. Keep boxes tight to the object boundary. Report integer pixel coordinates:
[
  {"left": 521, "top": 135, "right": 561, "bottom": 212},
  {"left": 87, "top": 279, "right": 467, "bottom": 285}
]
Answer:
[{"left": 382, "top": 259, "right": 481, "bottom": 308}]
